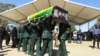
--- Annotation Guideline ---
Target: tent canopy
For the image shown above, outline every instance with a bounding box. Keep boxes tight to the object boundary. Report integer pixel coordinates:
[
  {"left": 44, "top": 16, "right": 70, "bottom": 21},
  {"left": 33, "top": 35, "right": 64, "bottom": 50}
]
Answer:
[{"left": 0, "top": 0, "right": 100, "bottom": 24}]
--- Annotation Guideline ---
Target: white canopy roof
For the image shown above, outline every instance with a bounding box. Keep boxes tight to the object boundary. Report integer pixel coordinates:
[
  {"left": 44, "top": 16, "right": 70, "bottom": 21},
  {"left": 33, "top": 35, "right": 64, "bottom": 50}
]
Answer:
[{"left": 0, "top": 0, "right": 100, "bottom": 24}]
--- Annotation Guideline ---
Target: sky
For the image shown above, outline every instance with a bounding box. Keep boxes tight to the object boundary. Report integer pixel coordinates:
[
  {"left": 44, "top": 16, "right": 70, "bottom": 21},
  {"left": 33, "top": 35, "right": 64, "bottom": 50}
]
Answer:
[
  {"left": 0, "top": 0, "right": 32, "bottom": 6},
  {"left": 0, "top": 0, "right": 100, "bottom": 32},
  {"left": 71, "top": 0, "right": 100, "bottom": 32},
  {"left": 72, "top": 0, "right": 100, "bottom": 8}
]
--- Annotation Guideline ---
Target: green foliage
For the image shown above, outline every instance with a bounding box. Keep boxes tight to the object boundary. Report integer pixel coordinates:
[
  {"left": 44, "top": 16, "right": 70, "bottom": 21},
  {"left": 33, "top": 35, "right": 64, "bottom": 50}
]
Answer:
[
  {"left": 98, "top": 18, "right": 100, "bottom": 21},
  {"left": 67, "top": 24, "right": 76, "bottom": 31},
  {"left": 70, "top": 24, "right": 76, "bottom": 31},
  {"left": 0, "top": 3, "right": 16, "bottom": 12},
  {"left": 97, "top": 17, "right": 100, "bottom": 25},
  {"left": 98, "top": 16, "right": 100, "bottom": 21},
  {"left": 0, "top": 3, "right": 16, "bottom": 25}
]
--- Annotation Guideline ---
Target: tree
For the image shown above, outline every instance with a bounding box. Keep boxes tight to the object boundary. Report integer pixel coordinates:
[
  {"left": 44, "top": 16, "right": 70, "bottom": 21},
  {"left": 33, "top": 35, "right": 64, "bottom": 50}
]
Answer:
[
  {"left": 98, "top": 17, "right": 100, "bottom": 22},
  {"left": 0, "top": 3, "right": 16, "bottom": 25},
  {"left": 0, "top": 3, "right": 16, "bottom": 12},
  {"left": 97, "top": 16, "right": 100, "bottom": 25},
  {"left": 68, "top": 22, "right": 76, "bottom": 31},
  {"left": 71, "top": 24, "right": 76, "bottom": 31}
]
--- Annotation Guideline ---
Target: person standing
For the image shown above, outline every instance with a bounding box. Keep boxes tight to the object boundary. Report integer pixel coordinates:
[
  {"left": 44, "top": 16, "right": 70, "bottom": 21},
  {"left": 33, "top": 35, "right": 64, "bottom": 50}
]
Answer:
[
  {"left": 92, "top": 25, "right": 100, "bottom": 49},
  {"left": 53, "top": 22, "right": 59, "bottom": 47},
  {"left": 11, "top": 27, "right": 18, "bottom": 48},
  {"left": 77, "top": 30, "right": 83, "bottom": 44},
  {"left": 86, "top": 30, "right": 93, "bottom": 41},
  {"left": 5, "top": 26, "right": 10, "bottom": 46},
  {"left": 73, "top": 31, "right": 77, "bottom": 43},
  {"left": 17, "top": 25, "right": 25, "bottom": 51},
  {"left": 0, "top": 24, "right": 4, "bottom": 50}
]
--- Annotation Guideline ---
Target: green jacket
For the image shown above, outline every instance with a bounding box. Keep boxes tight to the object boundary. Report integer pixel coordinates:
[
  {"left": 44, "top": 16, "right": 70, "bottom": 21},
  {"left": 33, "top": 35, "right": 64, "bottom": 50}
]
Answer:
[
  {"left": 18, "top": 25, "right": 30, "bottom": 39},
  {"left": 29, "top": 23, "right": 39, "bottom": 39},
  {"left": 23, "top": 23, "right": 31, "bottom": 38},
  {"left": 18, "top": 25, "right": 24, "bottom": 38},
  {"left": 58, "top": 23, "right": 68, "bottom": 40},
  {"left": 41, "top": 15, "right": 54, "bottom": 39}
]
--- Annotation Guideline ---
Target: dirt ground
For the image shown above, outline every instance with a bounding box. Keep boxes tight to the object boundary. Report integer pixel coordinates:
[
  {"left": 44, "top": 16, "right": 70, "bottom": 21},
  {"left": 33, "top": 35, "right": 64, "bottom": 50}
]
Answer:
[{"left": 0, "top": 40, "right": 100, "bottom": 56}]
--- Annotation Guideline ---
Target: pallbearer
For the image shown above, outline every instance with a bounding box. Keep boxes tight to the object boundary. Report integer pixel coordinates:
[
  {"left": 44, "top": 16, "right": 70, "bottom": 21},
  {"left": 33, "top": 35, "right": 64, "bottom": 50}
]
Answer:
[
  {"left": 40, "top": 15, "right": 55, "bottom": 56},
  {"left": 27, "top": 19, "right": 41, "bottom": 56},
  {"left": 17, "top": 25, "right": 24, "bottom": 51},
  {"left": 28, "top": 6, "right": 71, "bottom": 56},
  {"left": 57, "top": 23, "right": 69, "bottom": 56},
  {"left": 22, "top": 18, "right": 31, "bottom": 53}
]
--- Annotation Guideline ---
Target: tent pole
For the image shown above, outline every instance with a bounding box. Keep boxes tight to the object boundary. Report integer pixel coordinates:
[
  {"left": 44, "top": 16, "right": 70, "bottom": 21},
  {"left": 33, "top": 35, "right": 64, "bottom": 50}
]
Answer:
[
  {"left": 88, "top": 21, "right": 89, "bottom": 31},
  {"left": 79, "top": 25, "right": 81, "bottom": 30}
]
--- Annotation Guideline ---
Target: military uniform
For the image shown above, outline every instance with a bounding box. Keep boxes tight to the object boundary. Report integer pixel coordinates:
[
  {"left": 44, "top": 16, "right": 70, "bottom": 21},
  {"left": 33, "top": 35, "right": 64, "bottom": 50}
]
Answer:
[
  {"left": 22, "top": 23, "right": 31, "bottom": 52},
  {"left": 38, "top": 24, "right": 43, "bottom": 51},
  {"left": 17, "top": 25, "right": 24, "bottom": 51},
  {"left": 17, "top": 25, "right": 29, "bottom": 51},
  {"left": 27, "top": 22, "right": 40, "bottom": 56},
  {"left": 40, "top": 15, "right": 55, "bottom": 56},
  {"left": 57, "top": 23, "right": 68, "bottom": 56}
]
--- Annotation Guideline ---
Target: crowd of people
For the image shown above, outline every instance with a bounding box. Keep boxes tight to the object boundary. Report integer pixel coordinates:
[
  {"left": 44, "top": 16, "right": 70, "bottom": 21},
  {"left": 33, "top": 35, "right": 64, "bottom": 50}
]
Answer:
[
  {"left": 0, "top": 20, "right": 100, "bottom": 56},
  {"left": 72, "top": 25, "right": 100, "bottom": 49},
  {"left": 17, "top": 13, "right": 70, "bottom": 56},
  {"left": 72, "top": 30, "right": 83, "bottom": 44},
  {"left": 0, "top": 24, "right": 18, "bottom": 50},
  {"left": 0, "top": 7, "right": 71, "bottom": 56}
]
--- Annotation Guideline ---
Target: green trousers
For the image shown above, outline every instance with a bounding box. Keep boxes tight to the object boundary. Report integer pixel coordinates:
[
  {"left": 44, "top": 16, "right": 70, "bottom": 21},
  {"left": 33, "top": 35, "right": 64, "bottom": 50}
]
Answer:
[
  {"left": 22, "top": 37, "right": 28, "bottom": 52},
  {"left": 41, "top": 39, "right": 53, "bottom": 56},
  {"left": 28, "top": 39, "right": 41, "bottom": 56},
  {"left": 18, "top": 38, "right": 24, "bottom": 51},
  {"left": 57, "top": 39, "right": 68, "bottom": 56},
  {"left": 36, "top": 39, "right": 41, "bottom": 56}
]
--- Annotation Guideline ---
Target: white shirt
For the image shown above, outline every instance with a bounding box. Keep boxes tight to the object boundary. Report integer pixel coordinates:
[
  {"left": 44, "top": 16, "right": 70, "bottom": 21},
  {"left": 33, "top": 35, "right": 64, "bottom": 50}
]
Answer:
[
  {"left": 53, "top": 23, "right": 59, "bottom": 33},
  {"left": 73, "top": 31, "right": 77, "bottom": 36}
]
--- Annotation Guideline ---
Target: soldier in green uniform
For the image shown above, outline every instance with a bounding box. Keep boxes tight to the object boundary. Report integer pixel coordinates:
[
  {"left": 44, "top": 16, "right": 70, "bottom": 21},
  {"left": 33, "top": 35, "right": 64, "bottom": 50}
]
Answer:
[
  {"left": 40, "top": 15, "right": 55, "bottom": 56},
  {"left": 17, "top": 25, "right": 24, "bottom": 51},
  {"left": 17, "top": 24, "right": 30, "bottom": 52},
  {"left": 38, "top": 23, "right": 43, "bottom": 51},
  {"left": 57, "top": 23, "right": 69, "bottom": 56},
  {"left": 22, "top": 22, "right": 31, "bottom": 53},
  {"left": 27, "top": 19, "right": 41, "bottom": 56}
]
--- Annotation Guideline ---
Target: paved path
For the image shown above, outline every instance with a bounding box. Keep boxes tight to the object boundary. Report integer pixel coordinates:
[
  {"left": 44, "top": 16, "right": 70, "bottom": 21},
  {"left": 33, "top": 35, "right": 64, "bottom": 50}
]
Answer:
[{"left": 0, "top": 40, "right": 100, "bottom": 56}]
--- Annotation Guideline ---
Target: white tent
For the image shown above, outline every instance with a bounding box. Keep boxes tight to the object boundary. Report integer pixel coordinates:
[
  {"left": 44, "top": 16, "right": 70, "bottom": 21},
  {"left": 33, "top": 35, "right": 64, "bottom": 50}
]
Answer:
[{"left": 0, "top": 0, "right": 100, "bottom": 24}]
